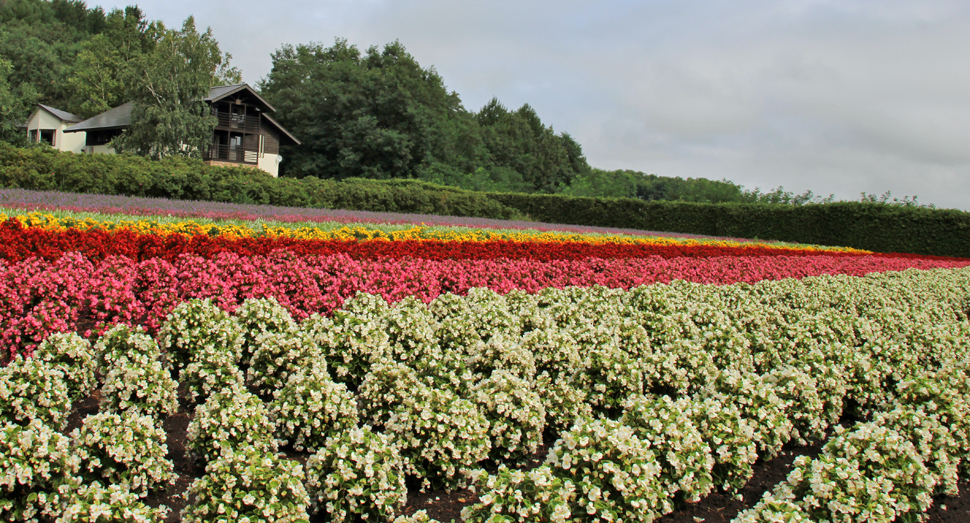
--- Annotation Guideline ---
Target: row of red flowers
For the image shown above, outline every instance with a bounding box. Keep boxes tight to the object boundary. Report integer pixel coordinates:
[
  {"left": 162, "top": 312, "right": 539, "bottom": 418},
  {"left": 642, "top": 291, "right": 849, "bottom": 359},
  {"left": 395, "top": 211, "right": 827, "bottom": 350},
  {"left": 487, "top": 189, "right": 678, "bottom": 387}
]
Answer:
[
  {"left": 0, "top": 218, "right": 962, "bottom": 263},
  {"left": 3, "top": 248, "right": 968, "bottom": 361}
]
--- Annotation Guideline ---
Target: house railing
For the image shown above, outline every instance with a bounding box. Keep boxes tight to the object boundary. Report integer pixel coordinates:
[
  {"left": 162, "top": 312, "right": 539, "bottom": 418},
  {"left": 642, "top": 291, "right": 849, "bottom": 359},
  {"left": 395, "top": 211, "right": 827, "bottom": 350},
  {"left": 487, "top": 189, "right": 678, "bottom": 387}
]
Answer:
[
  {"left": 205, "top": 144, "right": 259, "bottom": 165},
  {"left": 213, "top": 112, "right": 261, "bottom": 133}
]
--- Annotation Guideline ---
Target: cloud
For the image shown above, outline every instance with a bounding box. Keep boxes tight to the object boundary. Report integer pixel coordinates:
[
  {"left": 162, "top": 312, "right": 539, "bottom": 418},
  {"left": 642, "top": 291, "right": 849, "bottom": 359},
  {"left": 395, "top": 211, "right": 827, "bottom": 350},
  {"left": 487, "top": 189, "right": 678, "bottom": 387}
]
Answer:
[{"left": 89, "top": 0, "right": 970, "bottom": 209}]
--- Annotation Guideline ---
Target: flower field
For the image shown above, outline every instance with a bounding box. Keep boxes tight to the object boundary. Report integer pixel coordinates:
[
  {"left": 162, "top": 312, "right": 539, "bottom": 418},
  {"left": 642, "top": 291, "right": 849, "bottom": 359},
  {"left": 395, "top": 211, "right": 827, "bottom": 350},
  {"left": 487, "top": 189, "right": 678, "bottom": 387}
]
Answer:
[{"left": 1, "top": 197, "right": 970, "bottom": 522}]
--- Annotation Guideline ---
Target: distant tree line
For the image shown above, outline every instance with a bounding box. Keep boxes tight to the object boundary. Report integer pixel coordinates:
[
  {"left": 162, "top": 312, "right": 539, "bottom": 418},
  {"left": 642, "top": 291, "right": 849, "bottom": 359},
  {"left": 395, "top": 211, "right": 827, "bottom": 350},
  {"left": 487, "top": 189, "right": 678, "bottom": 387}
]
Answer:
[{"left": 0, "top": 1, "right": 932, "bottom": 207}]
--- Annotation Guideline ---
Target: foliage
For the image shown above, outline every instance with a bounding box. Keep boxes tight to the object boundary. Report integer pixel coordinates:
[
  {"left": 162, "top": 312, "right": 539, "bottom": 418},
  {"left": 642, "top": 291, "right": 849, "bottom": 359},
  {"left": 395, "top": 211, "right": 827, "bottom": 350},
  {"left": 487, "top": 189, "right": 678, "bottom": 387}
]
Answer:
[
  {"left": 57, "top": 481, "right": 170, "bottom": 523},
  {"left": 269, "top": 367, "right": 359, "bottom": 452},
  {"left": 462, "top": 465, "right": 575, "bottom": 523},
  {"left": 186, "top": 381, "right": 277, "bottom": 464},
  {"left": 98, "top": 346, "right": 178, "bottom": 421},
  {"left": 181, "top": 445, "right": 310, "bottom": 523},
  {"left": 0, "top": 355, "right": 70, "bottom": 430},
  {"left": 0, "top": 419, "right": 76, "bottom": 522},
  {"left": 304, "top": 425, "right": 407, "bottom": 522},
  {"left": 34, "top": 331, "right": 97, "bottom": 402},
  {"left": 70, "top": 412, "right": 174, "bottom": 497}
]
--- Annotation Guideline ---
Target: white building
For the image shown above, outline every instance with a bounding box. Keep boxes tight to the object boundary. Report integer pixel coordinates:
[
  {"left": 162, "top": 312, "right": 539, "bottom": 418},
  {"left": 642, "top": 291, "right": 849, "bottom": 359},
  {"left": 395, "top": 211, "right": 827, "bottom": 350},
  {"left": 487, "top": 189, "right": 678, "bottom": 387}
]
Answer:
[{"left": 21, "top": 104, "right": 86, "bottom": 153}]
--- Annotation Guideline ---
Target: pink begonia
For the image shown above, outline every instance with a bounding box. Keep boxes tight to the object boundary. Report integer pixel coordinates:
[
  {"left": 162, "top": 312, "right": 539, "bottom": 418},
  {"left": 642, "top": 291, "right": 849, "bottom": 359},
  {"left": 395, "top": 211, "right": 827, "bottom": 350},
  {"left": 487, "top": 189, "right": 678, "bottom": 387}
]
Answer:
[{"left": 0, "top": 250, "right": 966, "bottom": 360}]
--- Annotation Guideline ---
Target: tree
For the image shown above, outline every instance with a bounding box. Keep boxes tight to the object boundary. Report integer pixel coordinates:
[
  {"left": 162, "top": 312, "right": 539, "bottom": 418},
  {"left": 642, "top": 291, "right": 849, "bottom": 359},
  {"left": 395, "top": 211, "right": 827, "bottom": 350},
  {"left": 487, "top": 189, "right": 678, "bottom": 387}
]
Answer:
[{"left": 112, "top": 16, "right": 240, "bottom": 160}]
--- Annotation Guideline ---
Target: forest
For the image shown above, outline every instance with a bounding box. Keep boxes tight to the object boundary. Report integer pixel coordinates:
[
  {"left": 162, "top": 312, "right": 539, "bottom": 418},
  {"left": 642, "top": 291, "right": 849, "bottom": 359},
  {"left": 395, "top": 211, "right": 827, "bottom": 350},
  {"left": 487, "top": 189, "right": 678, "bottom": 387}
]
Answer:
[{"left": 0, "top": 0, "right": 927, "bottom": 206}]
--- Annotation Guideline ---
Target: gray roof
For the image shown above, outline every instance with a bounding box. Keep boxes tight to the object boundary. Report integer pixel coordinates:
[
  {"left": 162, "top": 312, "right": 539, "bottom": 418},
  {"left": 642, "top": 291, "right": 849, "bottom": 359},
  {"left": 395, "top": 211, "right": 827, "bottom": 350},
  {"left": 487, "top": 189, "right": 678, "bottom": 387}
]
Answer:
[
  {"left": 64, "top": 103, "right": 133, "bottom": 133},
  {"left": 262, "top": 112, "right": 301, "bottom": 146},
  {"left": 205, "top": 83, "right": 276, "bottom": 113},
  {"left": 38, "top": 104, "right": 83, "bottom": 123}
]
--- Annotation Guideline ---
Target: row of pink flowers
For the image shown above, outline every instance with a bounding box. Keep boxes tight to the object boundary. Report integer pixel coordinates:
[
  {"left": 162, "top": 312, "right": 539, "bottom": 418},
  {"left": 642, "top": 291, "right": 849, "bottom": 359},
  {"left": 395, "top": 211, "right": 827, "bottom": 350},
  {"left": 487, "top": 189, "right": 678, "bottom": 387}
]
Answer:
[{"left": 3, "top": 250, "right": 966, "bottom": 361}]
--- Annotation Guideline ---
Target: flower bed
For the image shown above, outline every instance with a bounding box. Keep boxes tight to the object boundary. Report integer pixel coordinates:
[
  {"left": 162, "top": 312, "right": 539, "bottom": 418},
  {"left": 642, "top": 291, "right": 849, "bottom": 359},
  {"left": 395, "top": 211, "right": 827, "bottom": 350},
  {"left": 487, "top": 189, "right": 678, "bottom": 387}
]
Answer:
[{"left": 1, "top": 203, "right": 969, "bottom": 522}]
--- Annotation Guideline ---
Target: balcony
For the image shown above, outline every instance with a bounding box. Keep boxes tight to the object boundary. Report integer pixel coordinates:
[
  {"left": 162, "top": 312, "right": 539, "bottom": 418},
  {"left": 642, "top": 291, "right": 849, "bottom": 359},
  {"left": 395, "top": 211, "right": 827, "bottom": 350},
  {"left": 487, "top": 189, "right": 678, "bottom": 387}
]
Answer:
[
  {"left": 205, "top": 144, "right": 259, "bottom": 165},
  {"left": 213, "top": 113, "right": 261, "bottom": 134}
]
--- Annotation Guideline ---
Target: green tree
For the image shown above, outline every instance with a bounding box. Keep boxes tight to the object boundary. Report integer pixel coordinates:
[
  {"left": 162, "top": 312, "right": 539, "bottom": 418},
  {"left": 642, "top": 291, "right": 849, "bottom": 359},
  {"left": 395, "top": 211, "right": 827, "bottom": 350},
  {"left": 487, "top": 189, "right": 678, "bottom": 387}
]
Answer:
[
  {"left": 260, "top": 38, "right": 482, "bottom": 179},
  {"left": 112, "top": 16, "right": 240, "bottom": 160}
]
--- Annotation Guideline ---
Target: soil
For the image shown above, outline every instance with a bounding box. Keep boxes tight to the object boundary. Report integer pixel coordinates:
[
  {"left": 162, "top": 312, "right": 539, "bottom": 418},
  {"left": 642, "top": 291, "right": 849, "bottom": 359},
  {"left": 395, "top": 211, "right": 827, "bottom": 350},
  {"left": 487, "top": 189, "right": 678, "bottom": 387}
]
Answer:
[{"left": 59, "top": 391, "right": 970, "bottom": 523}]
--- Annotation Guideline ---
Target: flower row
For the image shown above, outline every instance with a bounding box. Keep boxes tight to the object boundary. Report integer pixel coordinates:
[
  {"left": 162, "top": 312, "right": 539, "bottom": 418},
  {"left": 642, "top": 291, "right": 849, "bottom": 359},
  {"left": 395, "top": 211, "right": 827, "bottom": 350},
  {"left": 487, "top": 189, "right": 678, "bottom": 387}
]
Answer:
[
  {"left": 3, "top": 248, "right": 968, "bottom": 361},
  {"left": 3, "top": 218, "right": 960, "bottom": 266},
  {"left": 3, "top": 211, "right": 867, "bottom": 252}
]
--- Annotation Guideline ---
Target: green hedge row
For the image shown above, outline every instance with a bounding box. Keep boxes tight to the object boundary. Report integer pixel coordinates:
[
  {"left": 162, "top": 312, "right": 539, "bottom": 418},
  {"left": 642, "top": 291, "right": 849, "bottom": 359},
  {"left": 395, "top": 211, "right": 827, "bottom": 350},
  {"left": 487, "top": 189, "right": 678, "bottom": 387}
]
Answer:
[
  {"left": 488, "top": 192, "right": 970, "bottom": 258},
  {"left": 0, "top": 144, "right": 520, "bottom": 220},
  {"left": 1, "top": 144, "right": 968, "bottom": 257}
]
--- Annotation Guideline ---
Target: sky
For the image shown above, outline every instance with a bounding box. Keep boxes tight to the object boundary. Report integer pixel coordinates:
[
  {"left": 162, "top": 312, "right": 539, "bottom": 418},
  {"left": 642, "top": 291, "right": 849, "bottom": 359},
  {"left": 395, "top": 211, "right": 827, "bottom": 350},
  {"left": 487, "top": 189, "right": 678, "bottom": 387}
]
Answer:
[{"left": 90, "top": 0, "right": 970, "bottom": 210}]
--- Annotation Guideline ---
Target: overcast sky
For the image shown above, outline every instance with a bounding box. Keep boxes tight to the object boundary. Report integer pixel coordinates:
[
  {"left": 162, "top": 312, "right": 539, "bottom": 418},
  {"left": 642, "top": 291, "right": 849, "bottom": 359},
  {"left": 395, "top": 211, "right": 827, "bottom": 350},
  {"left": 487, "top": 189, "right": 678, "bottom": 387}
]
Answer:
[{"left": 91, "top": 0, "right": 970, "bottom": 210}]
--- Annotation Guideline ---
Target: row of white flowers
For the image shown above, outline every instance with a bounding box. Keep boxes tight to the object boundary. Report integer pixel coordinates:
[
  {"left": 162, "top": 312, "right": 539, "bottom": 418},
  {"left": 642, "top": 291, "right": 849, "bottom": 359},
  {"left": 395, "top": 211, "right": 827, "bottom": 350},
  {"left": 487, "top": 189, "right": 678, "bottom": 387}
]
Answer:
[{"left": 1, "top": 266, "right": 968, "bottom": 521}]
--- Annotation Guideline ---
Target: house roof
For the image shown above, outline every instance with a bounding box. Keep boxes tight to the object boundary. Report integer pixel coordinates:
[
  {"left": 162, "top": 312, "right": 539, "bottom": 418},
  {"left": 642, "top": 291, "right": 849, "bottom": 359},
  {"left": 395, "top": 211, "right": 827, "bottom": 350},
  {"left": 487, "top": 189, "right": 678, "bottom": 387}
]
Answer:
[
  {"left": 38, "top": 104, "right": 83, "bottom": 123},
  {"left": 262, "top": 113, "right": 301, "bottom": 146},
  {"left": 64, "top": 102, "right": 133, "bottom": 133},
  {"left": 205, "top": 84, "right": 277, "bottom": 113},
  {"left": 19, "top": 104, "right": 83, "bottom": 128}
]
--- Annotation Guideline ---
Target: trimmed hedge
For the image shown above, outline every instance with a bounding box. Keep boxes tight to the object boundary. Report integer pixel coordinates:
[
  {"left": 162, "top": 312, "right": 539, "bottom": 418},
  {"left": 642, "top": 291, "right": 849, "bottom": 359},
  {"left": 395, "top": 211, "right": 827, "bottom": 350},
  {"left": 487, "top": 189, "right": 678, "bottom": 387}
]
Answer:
[
  {"left": 2, "top": 143, "right": 968, "bottom": 257},
  {"left": 0, "top": 144, "right": 521, "bottom": 220},
  {"left": 488, "top": 192, "right": 970, "bottom": 258}
]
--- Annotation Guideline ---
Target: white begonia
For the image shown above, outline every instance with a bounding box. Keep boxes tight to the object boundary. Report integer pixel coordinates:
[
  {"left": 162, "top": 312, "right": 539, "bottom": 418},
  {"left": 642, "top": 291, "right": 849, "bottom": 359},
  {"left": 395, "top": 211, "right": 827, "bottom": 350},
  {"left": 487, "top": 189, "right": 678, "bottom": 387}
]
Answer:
[
  {"left": 391, "top": 510, "right": 441, "bottom": 523},
  {"left": 0, "top": 355, "right": 70, "bottom": 430},
  {"left": 620, "top": 394, "right": 714, "bottom": 503},
  {"left": 99, "top": 350, "right": 178, "bottom": 422},
  {"left": 186, "top": 381, "right": 278, "bottom": 464},
  {"left": 470, "top": 369, "right": 546, "bottom": 462},
  {"left": 534, "top": 371, "right": 593, "bottom": 436},
  {"left": 705, "top": 370, "right": 792, "bottom": 458},
  {"left": 357, "top": 359, "right": 426, "bottom": 428},
  {"left": 95, "top": 324, "right": 164, "bottom": 370},
  {"left": 181, "top": 445, "right": 310, "bottom": 523},
  {"left": 462, "top": 465, "right": 574, "bottom": 523},
  {"left": 304, "top": 308, "right": 391, "bottom": 391},
  {"left": 247, "top": 328, "right": 324, "bottom": 395},
  {"left": 233, "top": 296, "right": 297, "bottom": 367},
  {"left": 269, "top": 366, "right": 358, "bottom": 452},
  {"left": 381, "top": 295, "right": 441, "bottom": 364},
  {"left": 34, "top": 331, "right": 98, "bottom": 402},
  {"left": 545, "top": 417, "right": 669, "bottom": 522},
  {"left": 70, "top": 412, "right": 174, "bottom": 498},
  {"left": 464, "top": 332, "right": 537, "bottom": 384},
  {"left": 1, "top": 419, "right": 77, "bottom": 522},
  {"left": 56, "top": 481, "right": 170, "bottom": 523},
  {"left": 157, "top": 298, "right": 245, "bottom": 402},
  {"left": 384, "top": 385, "right": 491, "bottom": 489},
  {"left": 305, "top": 425, "right": 406, "bottom": 522},
  {"left": 687, "top": 395, "right": 758, "bottom": 493},
  {"left": 761, "top": 365, "right": 828, "bottom": 446},
  {"left": 520, "top": 327, "right": 582, "bottom": 381},
  {"left": 873, "top": 405, "right": 961, "bottom": 496}
]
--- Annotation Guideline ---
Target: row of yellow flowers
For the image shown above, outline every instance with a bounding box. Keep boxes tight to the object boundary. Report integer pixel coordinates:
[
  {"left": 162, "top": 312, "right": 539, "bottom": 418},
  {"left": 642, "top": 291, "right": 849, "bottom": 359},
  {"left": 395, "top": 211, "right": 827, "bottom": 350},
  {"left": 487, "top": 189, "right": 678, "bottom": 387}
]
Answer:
[{"left": 2, "top": 211, "right": 871, "bottom": 254}]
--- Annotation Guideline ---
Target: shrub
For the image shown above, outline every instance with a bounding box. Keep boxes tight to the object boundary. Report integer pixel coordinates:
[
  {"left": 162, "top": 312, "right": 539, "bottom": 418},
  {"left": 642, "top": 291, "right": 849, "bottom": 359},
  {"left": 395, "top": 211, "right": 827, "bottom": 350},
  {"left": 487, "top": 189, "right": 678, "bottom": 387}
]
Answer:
[
  {"left": 181, "top": 445, "right": 310, "bottom": 523},
  {"left": 533, "top": 372, "right": 593, "bottom": 436},
  {"left": 874, "top": 405, "right": 961, "bottom": 496},
  {"left": 306, "top": 309, "right": 390, "bottom": 390},
  {"left": 234, "top": 297, "right": 297, "bottom": 368},
  {"left": 247, "top": 330, "right": 323, "bottom": 396},
  {"left": 385, "top": 386, "right": 491, "bottom": 489},
  {"left": 0, "top": 356, "right": 71, "bottom": 430},
  {"left": 270, "top": 367, "right": 358, "bottom": 452},
  {"left": 0, "top": 419, "right": 76, "bottom": 522},
  {"left": 545, "top": 418, "right": 668, "bottom": 522},
  {"left": 687, "top": 395, "right": 759, "bottom": 493},
  {"left": 621, "top": 395, "right": 715, "bottom": 503},
  {"left": 186, "top": 382, "right": 277, "bottom": 464},
  {"left": 94, "top": 324, "right": 164, "bottom": 370},
  {"left": 470, "top": 370, "right": 545, "bottom": 462},
  {"left": 762, "top": 366, "right": 828, "bottom": 445},
  {"left": 462, "top": 465, "right": 575, "bottom": 523},
  {"left": 158, "top": 298, "right": 244, "bottom": 402},
  {"left": 99, "top": 352, "right": 178, "bottom": 422},
  {"left": 57, "top": 481, "right": 170, "bottom": 522},
  {"left": 706, "top": 370, "right": 792, "bottom": 457},
  {"left": 305, "top": 426, "right": 407, "bottom": 522},
  {"left": 34, "top": 332, "right": 98, "bottom": 402},
  {"left": 70, "top": 412, "right": 174, "bottom": 497},
  {"left": 356, "top": 359, "right": 425, "bottom": 428}
]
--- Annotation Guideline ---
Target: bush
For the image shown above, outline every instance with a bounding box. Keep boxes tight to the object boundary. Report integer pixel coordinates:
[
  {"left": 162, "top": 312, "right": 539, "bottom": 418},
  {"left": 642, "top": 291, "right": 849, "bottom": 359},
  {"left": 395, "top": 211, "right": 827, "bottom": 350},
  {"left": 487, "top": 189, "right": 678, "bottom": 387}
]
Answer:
[
  {"left": 621, "top": 395, "right": 715, "bottom": 503},
  {"left": 181, "top": 445, "right": 310, "bottom": 523},
  {"left": 186, "top": 382, "right": 277, "bottom": 464},
  {"left": 687, "top": 395, "right": 759, "bottom": 493},
  {"left": 70, "top": 412, "right": 174, "bottom": 497},
  {"left": 99, "top": 352, "right": 178, "bottom": 422},
  {"left": 34, "top": 332, "right": 98, "bottom": 402},
  {"left": 462, "top": 465, "right": 575, "bottom": 523},
  {"left": 533, "top": 372, "right": 593, "bottom": 436},
  {"left": 57, "top": 481, "right": 170, "bottom": 522},
  {"left": 0, "top": 419, "right": 76, "bottom": 522},
  {"left": 269, "top": 367, "right": 358, "bottom": 452},
  {"left": 356, "top": 360, "right": 425, "bottom": 428},
  {"left": 385, "top": 386, "right": 491, "bottom": 489},
  {"left": 761, "top": 366, "right": 828, "bottom": 445},
  {"left": 0, "top": 356, "right": 71, "bottom": 430},
  {"left": 233, "top": 297, "right": 297, "bottom": 368},
  {"left": 158, "top": 299, "right": 244, "bottom": 402},
  {"left": 307, "top": 309, "right": 390, "bottom": 390},
  {"left": 305, "top": 426, "right": 407, "bottom": 522},
  {"left": 95, "top": 324, "right": 163, "bottom": 370},
  {"left": 470, "top": 370, "right": 545, "bottom": 462},
  {"left": 545, "top": 418, "right": 668, "bottom": 522},
  {"left": 706, "top": 370, "right": 792, "bottom": 457}
]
